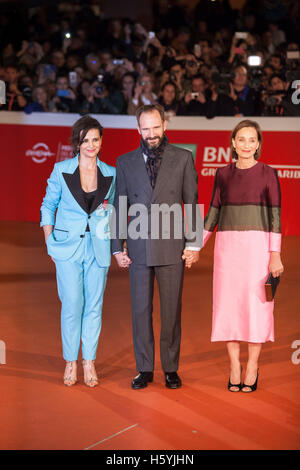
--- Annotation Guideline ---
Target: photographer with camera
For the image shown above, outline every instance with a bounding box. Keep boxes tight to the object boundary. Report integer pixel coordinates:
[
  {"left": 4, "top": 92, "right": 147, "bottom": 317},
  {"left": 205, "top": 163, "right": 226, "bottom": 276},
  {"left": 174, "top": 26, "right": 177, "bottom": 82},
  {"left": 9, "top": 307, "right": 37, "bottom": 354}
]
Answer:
[
  {"left": 84, "top": 74, "right": 125, "bottom": 115},
  {"left": 0, "top": 64, "right": 28, "bottom": 111},
  {"left": 160, "top": 62, "right": 186, "bottom": 98},
  {"left": 127, "top": 73, "right": 158, "bottom": 114},
  {"left": 207, "top": 64, "right": 260, "bottom": 117},
  {"left": 50, "top": 74, "right": 77, "bottom": 113},
  {"left": 261, "top": 73, "right": 298, "bottom": 116},
  {"left": 184, "top": 54, "right": 201, "bottom": 81},
  {"left": 178, "top": 74, "right": 209, "bottom": 116},
  {"left": 228, "top": 34, "right": 248, "bottom": 66},
  {"left": 169, "top": 62, "right": 186, "bottom": 98}
]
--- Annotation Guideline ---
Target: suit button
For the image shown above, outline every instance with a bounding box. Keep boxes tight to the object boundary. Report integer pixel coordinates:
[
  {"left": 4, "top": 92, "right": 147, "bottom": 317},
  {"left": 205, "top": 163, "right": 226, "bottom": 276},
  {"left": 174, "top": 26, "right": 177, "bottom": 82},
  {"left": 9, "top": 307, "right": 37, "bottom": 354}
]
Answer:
[
  {"left": 88, "top": 215, "right": 91, "bottom": 219},
  {"left": 80, "top": 235, "right": 84, "bottom": 238}
]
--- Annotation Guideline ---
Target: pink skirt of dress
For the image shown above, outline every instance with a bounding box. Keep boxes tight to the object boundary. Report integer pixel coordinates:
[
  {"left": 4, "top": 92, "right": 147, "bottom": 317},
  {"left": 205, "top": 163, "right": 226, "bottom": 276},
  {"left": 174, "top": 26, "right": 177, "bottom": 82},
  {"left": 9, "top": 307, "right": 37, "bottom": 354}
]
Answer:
[{"left": 210, "top": 230, "right": 280, "bottom": 343}]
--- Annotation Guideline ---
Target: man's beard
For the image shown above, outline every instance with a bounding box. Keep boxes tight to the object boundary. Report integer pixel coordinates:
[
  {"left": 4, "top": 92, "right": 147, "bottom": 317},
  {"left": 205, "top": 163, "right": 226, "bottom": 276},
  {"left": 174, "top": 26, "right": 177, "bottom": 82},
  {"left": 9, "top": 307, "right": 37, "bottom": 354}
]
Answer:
[{"left": 142, "top": 134, "right": 165, "bottom": 150}]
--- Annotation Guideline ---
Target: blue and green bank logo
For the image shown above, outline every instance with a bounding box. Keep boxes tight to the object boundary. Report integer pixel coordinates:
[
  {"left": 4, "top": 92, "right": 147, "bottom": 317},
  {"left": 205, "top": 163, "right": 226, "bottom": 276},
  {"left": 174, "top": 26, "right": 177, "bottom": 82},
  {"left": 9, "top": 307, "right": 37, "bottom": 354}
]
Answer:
[{"left": 173, "top": 144, "right": 197, "bottom": 162}]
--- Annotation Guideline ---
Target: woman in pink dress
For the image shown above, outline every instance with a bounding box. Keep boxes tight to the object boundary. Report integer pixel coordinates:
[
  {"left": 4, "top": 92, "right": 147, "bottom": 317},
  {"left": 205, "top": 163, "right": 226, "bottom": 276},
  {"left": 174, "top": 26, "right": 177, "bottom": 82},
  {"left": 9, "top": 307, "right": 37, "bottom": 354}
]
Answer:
[{"left": 203, "top": 120, "right": 284, "bottom": 392}]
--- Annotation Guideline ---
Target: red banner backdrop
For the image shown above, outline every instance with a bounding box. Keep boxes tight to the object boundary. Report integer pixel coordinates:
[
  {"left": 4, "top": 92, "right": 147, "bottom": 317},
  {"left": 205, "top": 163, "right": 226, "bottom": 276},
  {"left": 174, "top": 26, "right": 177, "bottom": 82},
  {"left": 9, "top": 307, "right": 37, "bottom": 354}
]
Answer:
[{"left": 1, "top": 113, "right": 299, "bottom": 235}]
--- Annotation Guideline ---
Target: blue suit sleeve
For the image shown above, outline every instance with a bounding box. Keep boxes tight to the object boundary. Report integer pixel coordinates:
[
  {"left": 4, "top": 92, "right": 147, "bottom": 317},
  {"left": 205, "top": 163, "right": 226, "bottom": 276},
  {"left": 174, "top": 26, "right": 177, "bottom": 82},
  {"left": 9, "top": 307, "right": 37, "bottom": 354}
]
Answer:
[{"left": 40, "top": 164, "right": 62, "bottom": 227}]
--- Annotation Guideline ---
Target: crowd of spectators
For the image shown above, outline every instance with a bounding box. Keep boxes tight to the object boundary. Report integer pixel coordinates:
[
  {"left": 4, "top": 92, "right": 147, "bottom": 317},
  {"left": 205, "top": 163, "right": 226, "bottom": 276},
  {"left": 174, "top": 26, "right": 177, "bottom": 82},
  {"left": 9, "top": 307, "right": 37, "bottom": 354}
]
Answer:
[{"left": 1, "top": 0, "right": 300, "bottom": 118}]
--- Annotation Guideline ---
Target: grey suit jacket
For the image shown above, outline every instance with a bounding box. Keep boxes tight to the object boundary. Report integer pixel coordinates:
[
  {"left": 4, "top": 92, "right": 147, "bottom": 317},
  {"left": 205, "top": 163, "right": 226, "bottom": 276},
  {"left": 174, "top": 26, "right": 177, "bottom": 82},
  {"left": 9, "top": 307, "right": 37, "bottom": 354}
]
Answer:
[{"left": 111, "top": 143, "right": 201, "bottom": 266}]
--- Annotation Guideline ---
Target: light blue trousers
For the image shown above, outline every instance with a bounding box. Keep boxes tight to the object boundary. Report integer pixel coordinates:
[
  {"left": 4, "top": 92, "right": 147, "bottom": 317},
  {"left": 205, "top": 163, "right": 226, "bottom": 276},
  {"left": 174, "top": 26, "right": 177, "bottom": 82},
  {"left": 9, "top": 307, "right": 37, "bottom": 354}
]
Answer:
[{"left": 55, "top": 233, "right": 109, "bottom": 361}]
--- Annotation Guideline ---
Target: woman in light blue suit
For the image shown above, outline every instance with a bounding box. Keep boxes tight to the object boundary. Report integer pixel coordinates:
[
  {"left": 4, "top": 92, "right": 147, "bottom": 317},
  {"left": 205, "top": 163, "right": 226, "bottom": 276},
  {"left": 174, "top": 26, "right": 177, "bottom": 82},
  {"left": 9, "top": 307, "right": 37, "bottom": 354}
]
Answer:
[{"left": 41, "top": 115, "right": 116, "bottom": 387}]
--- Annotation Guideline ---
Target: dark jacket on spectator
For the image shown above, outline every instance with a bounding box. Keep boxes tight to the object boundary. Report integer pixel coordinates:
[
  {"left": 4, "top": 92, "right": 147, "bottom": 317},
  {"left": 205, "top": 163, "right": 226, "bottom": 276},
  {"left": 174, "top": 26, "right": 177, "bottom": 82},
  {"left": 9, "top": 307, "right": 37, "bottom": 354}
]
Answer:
[{"left": 178, "top": 98, "right": 208, "bottom": 116}]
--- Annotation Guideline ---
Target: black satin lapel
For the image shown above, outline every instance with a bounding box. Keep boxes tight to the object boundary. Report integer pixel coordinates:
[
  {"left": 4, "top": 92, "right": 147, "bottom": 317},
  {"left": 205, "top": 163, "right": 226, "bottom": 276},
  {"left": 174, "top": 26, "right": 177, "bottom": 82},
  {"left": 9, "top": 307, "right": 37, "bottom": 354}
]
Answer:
[
  {"left": 90, "top": 167, "right": 113, "bottom": 213},
  {"left": 63, "top": 167, "right": 88, "bottom": 213}
]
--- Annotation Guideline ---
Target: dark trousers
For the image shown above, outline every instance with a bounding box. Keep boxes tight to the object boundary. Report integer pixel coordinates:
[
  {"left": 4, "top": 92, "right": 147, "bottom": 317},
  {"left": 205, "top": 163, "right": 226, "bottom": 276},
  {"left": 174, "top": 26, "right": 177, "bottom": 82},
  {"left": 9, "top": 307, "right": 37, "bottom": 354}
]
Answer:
[{"left": 129, "top": 262, "right": 184, "bottom": 373}]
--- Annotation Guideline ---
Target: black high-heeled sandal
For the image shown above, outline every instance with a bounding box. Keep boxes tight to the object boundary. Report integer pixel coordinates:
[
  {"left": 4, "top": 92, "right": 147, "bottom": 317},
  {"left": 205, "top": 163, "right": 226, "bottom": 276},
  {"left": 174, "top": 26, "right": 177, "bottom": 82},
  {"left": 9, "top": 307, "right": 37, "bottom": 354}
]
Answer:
[
  {"left": 228, "top": 366, "right": 242, "bottom": 392},
  {"left": 242, "top": 369, "right": 259, "bottom": 393}
]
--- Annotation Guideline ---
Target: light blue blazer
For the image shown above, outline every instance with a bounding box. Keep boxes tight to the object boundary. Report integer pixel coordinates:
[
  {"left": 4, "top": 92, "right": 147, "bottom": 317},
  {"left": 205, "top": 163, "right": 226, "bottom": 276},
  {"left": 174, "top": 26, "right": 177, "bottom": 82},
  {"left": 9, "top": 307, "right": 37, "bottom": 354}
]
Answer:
[{"left": 40, "top": 155, "right": 116, "bottom": 267}]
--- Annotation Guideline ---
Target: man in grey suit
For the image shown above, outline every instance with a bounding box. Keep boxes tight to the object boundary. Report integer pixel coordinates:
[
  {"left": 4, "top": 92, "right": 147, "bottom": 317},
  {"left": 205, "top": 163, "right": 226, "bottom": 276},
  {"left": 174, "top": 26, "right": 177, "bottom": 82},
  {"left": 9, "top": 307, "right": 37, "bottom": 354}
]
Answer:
[{"left": 112, "top": 104, "right": 201, "bottom": 389}]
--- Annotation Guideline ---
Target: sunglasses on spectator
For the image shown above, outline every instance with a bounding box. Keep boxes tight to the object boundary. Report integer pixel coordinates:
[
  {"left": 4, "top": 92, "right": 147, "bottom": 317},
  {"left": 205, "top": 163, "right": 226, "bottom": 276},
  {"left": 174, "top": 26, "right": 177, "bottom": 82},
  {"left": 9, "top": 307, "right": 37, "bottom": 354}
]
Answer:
[{"left": 140, "top": 80, "right": 152, "bottom": 85}]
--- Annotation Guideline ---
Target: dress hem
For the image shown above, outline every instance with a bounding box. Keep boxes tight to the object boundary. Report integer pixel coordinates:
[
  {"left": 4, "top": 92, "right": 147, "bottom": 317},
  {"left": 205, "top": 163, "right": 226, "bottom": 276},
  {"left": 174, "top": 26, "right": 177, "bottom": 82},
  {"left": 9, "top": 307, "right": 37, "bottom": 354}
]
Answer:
[{"left": 211, "top": 338, "right": 274, "bottom": 343}]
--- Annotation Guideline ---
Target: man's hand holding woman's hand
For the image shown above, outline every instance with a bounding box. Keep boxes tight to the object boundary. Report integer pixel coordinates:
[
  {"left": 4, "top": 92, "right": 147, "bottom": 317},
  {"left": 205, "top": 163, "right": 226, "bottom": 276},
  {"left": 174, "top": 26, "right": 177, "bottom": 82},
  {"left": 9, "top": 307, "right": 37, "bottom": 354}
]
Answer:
[
  {"left": 114, "top": 249, "right": 132, "bottom": 268},
  {"left": 182, "top": 249, "right": 199, "bottom": 268}
]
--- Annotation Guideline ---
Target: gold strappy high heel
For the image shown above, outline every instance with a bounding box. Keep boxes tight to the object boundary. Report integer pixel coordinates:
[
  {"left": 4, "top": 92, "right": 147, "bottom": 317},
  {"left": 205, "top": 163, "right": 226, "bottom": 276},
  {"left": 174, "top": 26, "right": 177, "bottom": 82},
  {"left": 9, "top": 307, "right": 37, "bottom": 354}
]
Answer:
[
  {"left": 82, "top": 359, "right": 99, "bottom": 388},
  {"left": 63, "top": 361, "right": 77, "bottom": 386}
]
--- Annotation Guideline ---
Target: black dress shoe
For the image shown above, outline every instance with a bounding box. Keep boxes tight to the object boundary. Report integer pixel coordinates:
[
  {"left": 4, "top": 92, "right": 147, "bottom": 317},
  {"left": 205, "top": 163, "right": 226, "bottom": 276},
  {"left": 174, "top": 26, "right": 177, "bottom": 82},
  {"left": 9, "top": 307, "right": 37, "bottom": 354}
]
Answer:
[
  {"left": 131, "top": 372, "right": 153, "bottom": 389},
  {"left": 165, "top": 372, "right": 182, "bottom": 389}
]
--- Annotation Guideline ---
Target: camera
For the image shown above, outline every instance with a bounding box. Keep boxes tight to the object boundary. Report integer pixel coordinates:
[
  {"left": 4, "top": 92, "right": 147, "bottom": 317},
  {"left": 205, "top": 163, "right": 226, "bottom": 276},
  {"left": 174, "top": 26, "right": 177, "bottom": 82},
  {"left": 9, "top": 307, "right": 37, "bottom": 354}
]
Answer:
[
  {"left": 287, "top": 51, "right": 300, "bottom": 60},
  {"left": 263, "top": 90, "right": 287, "bottom": 108},
  {"left": 211, "top": 71, "right": 233, "bottom": 95},
  {"left": 194, "top": 44, "right": 201, "bottom": 57},
  {"left": 69, "top": 71, "right": 77, "bottom": 87},
  {"left": 191, "top": 92, "right": 199, "bottom": 99},
  {"left": 248, "top": 55, "right": 262, "bottom": 67},
  {"left": 148, "top": 31, "right": 155, "bottom": 39},
  {"left": 235, "top": 32, "right": 248, "bottom": 39},
  {"left": 57, "top": 89, "right": 70, "bottom": 98},
  {"left": 96, "top": 74, "right": 104, "bottom": 94},
  {"left": 247, "top": 67, "right": 264, "bottom": 91}
]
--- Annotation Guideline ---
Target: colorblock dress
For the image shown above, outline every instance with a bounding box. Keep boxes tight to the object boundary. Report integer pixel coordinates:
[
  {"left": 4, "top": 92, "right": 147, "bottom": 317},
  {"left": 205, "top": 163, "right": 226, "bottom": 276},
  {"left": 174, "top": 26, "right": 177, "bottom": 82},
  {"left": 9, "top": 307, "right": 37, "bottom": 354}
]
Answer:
[{"left": 204, "top": 162, "right": 281, "bottom": 343}]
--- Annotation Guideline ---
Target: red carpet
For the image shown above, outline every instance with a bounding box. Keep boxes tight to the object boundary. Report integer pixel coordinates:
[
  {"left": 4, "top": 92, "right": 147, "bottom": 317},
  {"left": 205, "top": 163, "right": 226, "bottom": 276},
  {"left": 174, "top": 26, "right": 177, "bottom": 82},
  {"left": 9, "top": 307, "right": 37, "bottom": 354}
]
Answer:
[{"left": 0, "top": 221, "right": 299, "bottom": 450}]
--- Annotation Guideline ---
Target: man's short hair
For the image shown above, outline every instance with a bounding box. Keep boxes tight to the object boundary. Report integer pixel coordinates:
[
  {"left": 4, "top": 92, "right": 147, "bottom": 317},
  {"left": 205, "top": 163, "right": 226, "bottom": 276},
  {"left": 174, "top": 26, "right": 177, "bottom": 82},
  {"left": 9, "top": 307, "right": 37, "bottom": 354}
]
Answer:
[{"left": 136, "top": 104, "right": 165, "bottom": 125}]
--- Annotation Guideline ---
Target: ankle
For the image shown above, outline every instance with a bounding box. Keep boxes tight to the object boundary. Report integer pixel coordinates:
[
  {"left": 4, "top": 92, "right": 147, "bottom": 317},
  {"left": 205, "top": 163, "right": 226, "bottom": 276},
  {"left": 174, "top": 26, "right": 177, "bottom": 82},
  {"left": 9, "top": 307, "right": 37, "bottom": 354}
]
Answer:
[
  {"left": 246, "top": 360, "right": 258, "bottom": 369},
  {"left": 230, "top": 360, "right": 241, "bottom": 369},
  {"left": 66, "top": 360, "right": 77, "bottom": 367}
]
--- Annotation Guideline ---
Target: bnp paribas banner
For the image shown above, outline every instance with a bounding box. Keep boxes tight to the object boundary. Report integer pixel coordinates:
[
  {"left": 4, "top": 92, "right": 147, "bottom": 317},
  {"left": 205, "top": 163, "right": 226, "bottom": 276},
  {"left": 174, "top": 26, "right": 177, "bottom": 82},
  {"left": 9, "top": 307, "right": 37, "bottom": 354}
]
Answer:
[{"left": 0, "top": 114, "right": 299, "bottom": 234}]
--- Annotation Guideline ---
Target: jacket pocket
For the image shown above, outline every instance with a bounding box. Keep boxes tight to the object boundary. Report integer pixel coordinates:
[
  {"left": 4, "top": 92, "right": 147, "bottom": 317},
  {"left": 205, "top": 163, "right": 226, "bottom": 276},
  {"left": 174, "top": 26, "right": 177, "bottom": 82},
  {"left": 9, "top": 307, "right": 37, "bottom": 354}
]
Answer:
[{"left": 53, "top": 228, "right": 69, "bottom": 242}]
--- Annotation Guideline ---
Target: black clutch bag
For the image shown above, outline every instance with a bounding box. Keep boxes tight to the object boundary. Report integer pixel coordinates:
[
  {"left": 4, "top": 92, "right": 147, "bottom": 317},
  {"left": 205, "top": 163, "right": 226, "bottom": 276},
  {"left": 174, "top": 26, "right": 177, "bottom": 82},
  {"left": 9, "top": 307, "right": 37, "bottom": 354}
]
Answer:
[{"left": 265, "top": 273, "right": 280, "bottom": 301}]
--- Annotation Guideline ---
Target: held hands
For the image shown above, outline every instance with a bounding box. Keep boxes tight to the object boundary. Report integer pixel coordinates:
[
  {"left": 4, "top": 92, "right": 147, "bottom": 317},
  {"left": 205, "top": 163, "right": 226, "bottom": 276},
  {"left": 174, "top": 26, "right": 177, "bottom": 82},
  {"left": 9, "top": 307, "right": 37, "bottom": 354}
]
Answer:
[
  {"left": 182, "top": 249, "right": 199, "bottom": 268},
  {"left": 114, "top": 248, "right": 132, "bottom": 269}
]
